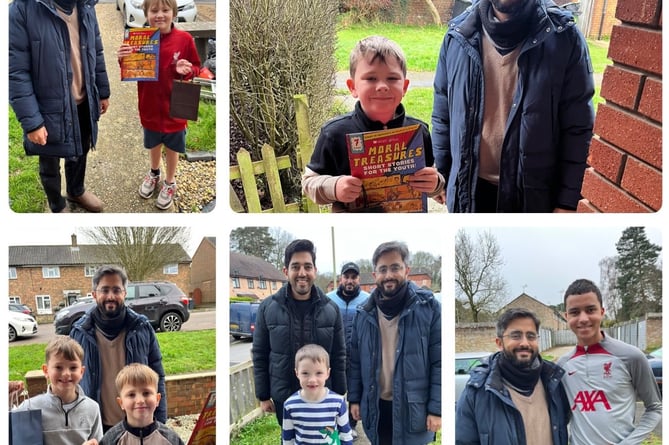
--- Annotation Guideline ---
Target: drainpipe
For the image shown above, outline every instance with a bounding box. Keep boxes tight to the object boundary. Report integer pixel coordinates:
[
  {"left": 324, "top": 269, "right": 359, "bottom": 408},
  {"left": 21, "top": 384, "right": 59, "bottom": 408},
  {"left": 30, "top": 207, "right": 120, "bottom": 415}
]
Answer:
[{"left": 598, "top": 0, "right": 608, "bottom": 40}]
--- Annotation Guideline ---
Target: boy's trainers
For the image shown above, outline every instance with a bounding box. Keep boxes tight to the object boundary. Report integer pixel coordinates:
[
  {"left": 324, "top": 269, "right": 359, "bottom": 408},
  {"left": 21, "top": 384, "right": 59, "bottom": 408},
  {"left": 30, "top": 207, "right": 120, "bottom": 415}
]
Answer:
[
  {"left": 139, "top": 171, "right": 160, "bottom": 198},
  {"left": 156, "top": 181, "right": 176, "bottom": 210}
]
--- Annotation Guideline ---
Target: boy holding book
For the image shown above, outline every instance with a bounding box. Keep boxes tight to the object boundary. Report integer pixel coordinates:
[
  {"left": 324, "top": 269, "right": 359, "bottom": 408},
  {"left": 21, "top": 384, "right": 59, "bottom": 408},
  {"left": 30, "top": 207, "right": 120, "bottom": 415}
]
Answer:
[{"left": 302, "top": 35, "right": 444, "bottom": 212}]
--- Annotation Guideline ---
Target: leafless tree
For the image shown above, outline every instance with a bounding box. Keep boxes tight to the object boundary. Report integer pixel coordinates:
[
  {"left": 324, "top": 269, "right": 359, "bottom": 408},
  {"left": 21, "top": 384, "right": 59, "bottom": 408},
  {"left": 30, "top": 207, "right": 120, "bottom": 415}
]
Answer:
[
  {"left": 599, "top": 256, "right": 620, "bottom": 320},
  {"left": 81, "top": 227, "right": 190, "bottom": 281},
  {"left": 455, "top": 229, "right": 507, "bottom": 322}
]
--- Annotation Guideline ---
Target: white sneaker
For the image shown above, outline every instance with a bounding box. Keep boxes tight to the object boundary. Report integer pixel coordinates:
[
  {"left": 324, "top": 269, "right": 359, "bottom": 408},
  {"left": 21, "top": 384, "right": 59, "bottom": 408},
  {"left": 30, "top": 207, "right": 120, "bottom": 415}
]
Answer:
[
  {"left": 156, "top": 181, "right": 176, "bottom": 210},
  {"left": 139, "top": 171, "right": 160, "bottom": 198}
]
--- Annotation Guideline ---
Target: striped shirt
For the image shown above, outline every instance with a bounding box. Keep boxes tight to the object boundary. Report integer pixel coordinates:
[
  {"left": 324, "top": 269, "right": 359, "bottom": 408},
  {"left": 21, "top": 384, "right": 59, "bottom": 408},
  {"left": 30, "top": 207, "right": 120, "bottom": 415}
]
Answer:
[{"left": 282, "top": 388, "right": 353, "bottom": 445}]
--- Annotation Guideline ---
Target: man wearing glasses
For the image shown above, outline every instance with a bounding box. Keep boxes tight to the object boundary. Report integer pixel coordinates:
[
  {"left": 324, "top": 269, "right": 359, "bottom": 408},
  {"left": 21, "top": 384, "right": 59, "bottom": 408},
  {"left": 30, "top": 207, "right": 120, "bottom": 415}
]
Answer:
[
  {"left": 348, "top": 241, "right": 441, "bottom": 444},
  {"left": 70, "top": 265, "right": 167, "bottom": 432},
  {"left": 456, "top": 308, "right": 570, "bottom": 445}
]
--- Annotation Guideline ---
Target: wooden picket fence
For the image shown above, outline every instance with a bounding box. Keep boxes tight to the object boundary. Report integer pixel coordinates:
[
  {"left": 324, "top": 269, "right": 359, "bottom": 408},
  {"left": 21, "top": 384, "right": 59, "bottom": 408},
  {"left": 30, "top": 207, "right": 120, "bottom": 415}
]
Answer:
[{"left": 229, "top": 95, "right": 320, "bottom": 213}]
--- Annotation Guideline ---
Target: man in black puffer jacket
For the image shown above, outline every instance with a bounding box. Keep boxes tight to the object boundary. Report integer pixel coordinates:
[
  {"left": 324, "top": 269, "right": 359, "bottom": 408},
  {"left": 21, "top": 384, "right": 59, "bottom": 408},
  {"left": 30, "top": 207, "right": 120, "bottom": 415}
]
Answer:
[{"left": 252, "top": 239, "right": 347, "bottom": 425}]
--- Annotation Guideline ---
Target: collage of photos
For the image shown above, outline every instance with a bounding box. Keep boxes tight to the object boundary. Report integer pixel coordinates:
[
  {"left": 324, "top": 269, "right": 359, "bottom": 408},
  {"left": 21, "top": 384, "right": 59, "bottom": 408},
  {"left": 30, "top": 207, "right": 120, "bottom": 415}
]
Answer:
[{"left": 1, "top": 0, "right": 664, "bottom": 444}]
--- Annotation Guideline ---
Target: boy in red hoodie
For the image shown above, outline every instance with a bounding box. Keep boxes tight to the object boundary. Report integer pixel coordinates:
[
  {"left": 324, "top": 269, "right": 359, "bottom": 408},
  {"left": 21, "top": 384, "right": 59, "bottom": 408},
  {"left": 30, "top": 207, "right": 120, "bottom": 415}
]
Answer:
[{"left": 118, "top": 0, "right": 200, "bottom": 210}]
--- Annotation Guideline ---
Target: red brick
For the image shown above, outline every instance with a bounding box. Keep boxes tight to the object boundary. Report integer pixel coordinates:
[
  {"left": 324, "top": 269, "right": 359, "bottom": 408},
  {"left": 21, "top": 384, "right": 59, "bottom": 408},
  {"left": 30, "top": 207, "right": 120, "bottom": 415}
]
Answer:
[
  {"left": 616, "top": 0, "right": 662, "bottom": 26},
  {"left": 581, "top": 169, "right": 650, "bottom": 212},
  {"left": 638, "top": 77, "right": 662, "bottom": 123},
  {"left": 593, "top": 104, "right": 662, "bottom": 168},
  {"left": 620, "top": 158, "right": 662, "bottom": 210},
  {"left": 577, "top": 199, "right": 598, "bottom": 213},
  {"left": 588, "top": 137, "right": 624, "bottom": 183},
  {"left": 608, "top": 26, "right": 662, "bottom": 75},
  {"left": 600, "top": 65, "right": 642, "bottom": 110}
]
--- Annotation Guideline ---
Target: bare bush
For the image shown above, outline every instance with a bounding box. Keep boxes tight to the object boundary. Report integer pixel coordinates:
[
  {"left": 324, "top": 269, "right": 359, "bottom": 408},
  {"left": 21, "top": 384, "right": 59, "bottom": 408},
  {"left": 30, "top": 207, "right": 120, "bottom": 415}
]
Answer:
[
  {"left": 230, "top": 0, "right": 338, "bottom": 164},
  {"left": 340, "top": 0, "right": 393, "bottom": 23}
]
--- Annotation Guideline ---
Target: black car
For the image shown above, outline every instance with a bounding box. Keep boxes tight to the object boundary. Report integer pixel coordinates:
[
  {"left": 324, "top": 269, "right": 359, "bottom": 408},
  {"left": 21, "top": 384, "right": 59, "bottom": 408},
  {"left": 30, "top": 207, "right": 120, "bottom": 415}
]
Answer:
[
  {"left": 9, "top": 303, "right": 35, "bottom": 318},
  {"left": 54, "top": 281, "right": 190, "bottom": 335},
  {"left": 647, "top": 347, "right": 662, "bottom": 394}
]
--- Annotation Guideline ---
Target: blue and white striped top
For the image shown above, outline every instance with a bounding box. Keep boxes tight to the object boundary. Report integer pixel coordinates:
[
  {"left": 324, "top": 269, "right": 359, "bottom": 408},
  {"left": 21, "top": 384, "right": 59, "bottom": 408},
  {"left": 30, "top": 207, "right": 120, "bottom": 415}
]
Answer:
[{"left": 282, "top": 388, "right": 353, "bottom": 445}]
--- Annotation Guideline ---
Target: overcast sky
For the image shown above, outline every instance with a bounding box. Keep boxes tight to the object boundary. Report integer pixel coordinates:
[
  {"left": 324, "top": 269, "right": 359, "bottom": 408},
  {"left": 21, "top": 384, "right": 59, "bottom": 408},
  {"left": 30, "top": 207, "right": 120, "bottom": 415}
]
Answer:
[{"left": 459, "top": 225, "right": 662, "bottom": 306}]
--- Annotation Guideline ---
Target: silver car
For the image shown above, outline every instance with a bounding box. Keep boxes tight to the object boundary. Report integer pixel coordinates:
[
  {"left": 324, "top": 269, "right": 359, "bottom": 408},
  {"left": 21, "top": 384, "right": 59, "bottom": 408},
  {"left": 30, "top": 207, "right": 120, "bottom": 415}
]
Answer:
[{"left": 455, "top": 351, "right": 492, "bottom": 404}]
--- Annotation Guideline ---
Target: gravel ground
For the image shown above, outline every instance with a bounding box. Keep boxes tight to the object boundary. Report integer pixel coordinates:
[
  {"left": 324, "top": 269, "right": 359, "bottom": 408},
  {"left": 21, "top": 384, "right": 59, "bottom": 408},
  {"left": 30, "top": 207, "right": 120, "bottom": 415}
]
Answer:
[
  {"left": 66, "top": 3, "right": 216, "bottom": 213},
  {"left": 166, "top": 414, "right": 200, "bottom": 443}
]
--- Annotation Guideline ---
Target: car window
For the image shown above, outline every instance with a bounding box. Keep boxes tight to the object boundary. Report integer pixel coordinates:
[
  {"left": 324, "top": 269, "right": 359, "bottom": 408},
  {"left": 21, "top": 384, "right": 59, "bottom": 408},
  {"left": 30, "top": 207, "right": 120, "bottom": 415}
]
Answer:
[
  {"left": 138, "top": 284, "right": 161, "bottom": 299},
  {"left": 455, "top": 358, "right": 482, "bottom": 375},
  {"left": 125, "top": 285, "right": 137, "bottom": 302}
]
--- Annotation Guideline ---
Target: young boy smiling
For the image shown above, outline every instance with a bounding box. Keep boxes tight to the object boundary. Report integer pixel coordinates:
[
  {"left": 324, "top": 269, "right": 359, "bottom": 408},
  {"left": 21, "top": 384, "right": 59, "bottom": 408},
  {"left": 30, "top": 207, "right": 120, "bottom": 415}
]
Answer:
[
  {"left": 100, "top": 364, "right": 183, "bottom": 445},
  {"left": 302, "top": 35, "right": 444, "bottom": 212},
  {"left": 13, "top": 336, "right": 102, "bottom": 445},
  {"left": 282, "top": 344, "right": 353, "bottom": 445}
]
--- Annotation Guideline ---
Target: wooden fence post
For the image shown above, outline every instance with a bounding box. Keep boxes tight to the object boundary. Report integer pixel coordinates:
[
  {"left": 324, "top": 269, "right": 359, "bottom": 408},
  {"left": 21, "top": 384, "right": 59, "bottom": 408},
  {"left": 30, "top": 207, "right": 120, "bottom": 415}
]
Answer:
[
  {"left": 235, "top": 148, "right": 262, "bottom": 213},
  {"left": 293, "top": 94, "right": 320, "bottom": 213}
]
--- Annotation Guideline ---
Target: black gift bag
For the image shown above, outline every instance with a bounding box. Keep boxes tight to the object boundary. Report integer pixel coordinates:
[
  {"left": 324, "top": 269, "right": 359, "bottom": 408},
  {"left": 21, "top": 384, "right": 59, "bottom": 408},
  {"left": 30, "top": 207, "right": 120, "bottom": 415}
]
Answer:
[
  {"left": 9, "top": 409, "right": 43, "bottom": 445},
  {"left": 170, "top": 79, "right": 201, "bottom": 121}
]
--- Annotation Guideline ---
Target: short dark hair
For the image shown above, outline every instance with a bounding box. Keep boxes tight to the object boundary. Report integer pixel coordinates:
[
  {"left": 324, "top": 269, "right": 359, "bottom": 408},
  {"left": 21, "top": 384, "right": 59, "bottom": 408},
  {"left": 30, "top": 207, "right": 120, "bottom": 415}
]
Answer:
[
  {"left": 372, "top": 241, "right": 409, "bottom": 267},
  {"left": 563, "top": 278, "right": 602, "bottom": 307},
  {"left": 92, "top": 265, "right": 128, "bottom": 290},
  {"left": 284, "top": 239, "right": 316, "bottom": 268},
  {"left": 496, "top": 308, "right": 540, "bottom": 338}
]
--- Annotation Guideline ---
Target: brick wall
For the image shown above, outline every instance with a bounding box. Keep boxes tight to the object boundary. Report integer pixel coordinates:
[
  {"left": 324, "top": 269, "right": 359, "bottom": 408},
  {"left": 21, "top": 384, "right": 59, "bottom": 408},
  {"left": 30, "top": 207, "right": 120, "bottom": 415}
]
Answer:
[
  {"left": 190, "top": 239, "right": 216, "bottom": 303},
  {"left": 390, "top": 0, "right": 454, "bottom": 24},
  {"left": 579, "top": 0, "right": 662, "bottom": 212},
  {"left": 455, "top": 323, "right": 498, "bottom": 352},
  {"left": 587, "top": 0, "right": 621, "bottom": 39},
  {"left": 25, "top": 370, "right": 215, "bottom": 417}
]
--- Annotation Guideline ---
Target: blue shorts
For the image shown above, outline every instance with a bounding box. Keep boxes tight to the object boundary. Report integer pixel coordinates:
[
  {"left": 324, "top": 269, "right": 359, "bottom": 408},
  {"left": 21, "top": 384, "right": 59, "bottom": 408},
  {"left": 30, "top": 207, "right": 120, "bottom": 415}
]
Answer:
[{"left": 143, "top": 129, "right": 186, "bottom": 153}]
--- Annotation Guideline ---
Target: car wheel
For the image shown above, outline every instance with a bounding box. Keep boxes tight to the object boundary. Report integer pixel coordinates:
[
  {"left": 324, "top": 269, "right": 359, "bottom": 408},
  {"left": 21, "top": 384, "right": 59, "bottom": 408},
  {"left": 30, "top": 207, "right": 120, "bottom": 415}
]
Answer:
[
  {"left": 9, "top": 325, "right": 17, "bottom": 342},
  {"left": 160, "top": 312, "right": 183, "bottom": 332}
]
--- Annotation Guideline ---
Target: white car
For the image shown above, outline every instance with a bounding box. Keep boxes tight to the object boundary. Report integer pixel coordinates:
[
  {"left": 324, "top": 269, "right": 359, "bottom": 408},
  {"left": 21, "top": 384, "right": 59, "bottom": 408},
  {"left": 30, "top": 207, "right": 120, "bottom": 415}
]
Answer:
[
  {"left": 116, "top": 0, "right": 197, "bottom": 28},
  {"left": 9, "top": 311, "right": 38, "bottom": 342},
  {"left": 455, "top": 351, "right": 491, "bottom": 404}
]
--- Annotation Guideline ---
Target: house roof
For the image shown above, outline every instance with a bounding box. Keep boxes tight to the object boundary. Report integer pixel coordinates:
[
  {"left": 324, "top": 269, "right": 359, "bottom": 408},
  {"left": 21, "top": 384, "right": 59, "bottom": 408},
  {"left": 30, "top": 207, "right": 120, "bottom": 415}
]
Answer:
[
  {"left": 504, "top": 292, "right": 566, "bottom": 322},
  {"left": 230, "top": 251, "right": 286, "bottom": 281},
  {"left": 9, "top": 244, "right": 191, "bottom": 266},
  {"left": 358, "top": 268, "right": 432, "bottom": 285}
]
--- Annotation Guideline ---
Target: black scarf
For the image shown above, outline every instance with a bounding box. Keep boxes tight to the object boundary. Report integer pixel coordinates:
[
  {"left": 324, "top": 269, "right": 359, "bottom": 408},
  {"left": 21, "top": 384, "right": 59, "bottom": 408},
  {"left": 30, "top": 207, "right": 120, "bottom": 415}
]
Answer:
[
  {"left": 91, "top": 305, "right": 127, "bottom": 340},
  {"left": 373, "top": 282, "right": 409, "bottom": 319},
  {"left": 478, "top": 0, "right": 536, "bottom": 53},
  {"left": 497, "top": 352, "right": 542, "bottom": 395},
  {"left": 53, "top": 0, "right": 77, "bottom": 14}
]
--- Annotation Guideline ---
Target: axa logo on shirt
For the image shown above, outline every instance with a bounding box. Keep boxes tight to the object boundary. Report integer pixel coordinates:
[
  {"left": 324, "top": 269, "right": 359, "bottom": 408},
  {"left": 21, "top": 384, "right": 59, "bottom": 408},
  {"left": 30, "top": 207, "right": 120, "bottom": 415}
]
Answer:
[{"left": 571, "top": 390, "right": 612, "bottom": 412}]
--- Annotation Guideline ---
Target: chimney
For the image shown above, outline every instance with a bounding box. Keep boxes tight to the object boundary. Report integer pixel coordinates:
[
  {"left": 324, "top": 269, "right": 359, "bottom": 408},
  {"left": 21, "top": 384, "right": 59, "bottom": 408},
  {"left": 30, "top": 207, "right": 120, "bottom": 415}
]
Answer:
[{"left": 71, "top": 234, "right": 78, "bottom": 247}]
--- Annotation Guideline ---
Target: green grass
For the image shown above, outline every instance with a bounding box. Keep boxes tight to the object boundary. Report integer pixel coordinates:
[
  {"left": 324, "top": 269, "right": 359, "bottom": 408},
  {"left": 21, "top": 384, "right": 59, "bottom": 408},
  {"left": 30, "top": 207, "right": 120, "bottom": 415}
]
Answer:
[
  {"left": 336, "top": 23, "right": 445, "bottom": 72},
  {"left": 231, "top": 413, "right": 442, "bottom": 444},
  {"left": 9, "top": 329, "right": 215, "bottom": 383},
  {"left": 185, "top": 100, "right": 216, "bottom": 152},
  {"left": 403, "top": 87, "right": 435, "bottom": 127},
  {"left": 8, "top": 106, "right": 45, "bottom": 213}
]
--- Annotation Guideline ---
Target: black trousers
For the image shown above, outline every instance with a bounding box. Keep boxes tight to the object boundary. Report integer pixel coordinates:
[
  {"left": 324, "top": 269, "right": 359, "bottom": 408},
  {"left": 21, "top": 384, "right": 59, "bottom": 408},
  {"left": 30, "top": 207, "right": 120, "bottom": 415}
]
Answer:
[
  {"left": 474, "top": 177, "right": 499, "bottom": 213},
  {"left": 378, "top": 399, "right": 393, "bottom": 444},
  {"left": 38, "top": 100, "right": 92, "bottom": 212}
]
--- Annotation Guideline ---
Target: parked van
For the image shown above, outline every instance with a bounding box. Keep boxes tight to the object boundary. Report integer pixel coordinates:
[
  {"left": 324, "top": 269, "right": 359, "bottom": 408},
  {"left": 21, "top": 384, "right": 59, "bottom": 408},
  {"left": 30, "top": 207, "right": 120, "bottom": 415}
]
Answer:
[{"left": 230, "top": 302, "right": 259, "bottom": 340}]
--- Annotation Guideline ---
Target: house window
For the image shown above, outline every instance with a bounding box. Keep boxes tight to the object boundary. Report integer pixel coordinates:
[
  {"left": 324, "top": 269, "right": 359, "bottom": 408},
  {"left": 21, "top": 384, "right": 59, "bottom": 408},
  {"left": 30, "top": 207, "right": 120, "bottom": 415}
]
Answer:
[
  {"left": 9, "top": 267, "right": 17, "bottom": 279},
  {"left": 163, "top": 264, "right": 178, "bottom": 275},
  {"left": 9, "top": 296, "right": 21, "bottom": 304},
  {"left": 271, "top": 281, "right": 278, "bottom": 290},
  {"left": 36, "top": 295, "right": 52, "bottom": 315},
  {"left": 84, "top": 265, "right": 98, "bottom": 277},
  {"left": 42, "top": 266, "right": 60, "bottom": 278},
  {"left": 232, "top": 277, "right": 240, "bottom": 288},
  {"left": 259, "top": 279, "right": 267, "bottom": 289},
  {"left": 247, "top": 279, "right": 255, "bottom": 289}
]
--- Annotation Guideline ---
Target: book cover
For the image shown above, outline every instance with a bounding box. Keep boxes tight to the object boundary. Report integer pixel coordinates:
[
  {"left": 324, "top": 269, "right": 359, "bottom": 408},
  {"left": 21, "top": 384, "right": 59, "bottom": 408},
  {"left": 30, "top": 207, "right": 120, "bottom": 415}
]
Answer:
[
  {"left": 346, "top": 124, "right": 427, "bottom": 213},
  {"left": 187, "top": 390, "right": 216, "bottom": 445},
  {"left": 121, "top": 28, "right": 160, "bottom": 81}
]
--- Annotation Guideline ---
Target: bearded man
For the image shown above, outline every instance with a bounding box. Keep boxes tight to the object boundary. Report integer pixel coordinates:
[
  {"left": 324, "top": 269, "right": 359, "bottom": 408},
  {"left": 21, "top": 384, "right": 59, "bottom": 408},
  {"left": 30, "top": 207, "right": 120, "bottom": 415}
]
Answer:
[
  {"left": 456, "top": 308, "right": 570, "bottom": 445},
  {"left": 347, "top": 241, "right": 441, "bottom": 445},
  {"left": 70, "top": 265, "right": 167, "bottom": 432}
]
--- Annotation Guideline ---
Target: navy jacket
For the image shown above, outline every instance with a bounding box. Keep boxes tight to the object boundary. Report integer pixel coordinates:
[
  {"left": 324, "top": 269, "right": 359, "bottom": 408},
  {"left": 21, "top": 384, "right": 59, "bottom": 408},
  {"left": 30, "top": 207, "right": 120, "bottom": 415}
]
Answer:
[
  {"left": 348, "top": 282, "right": 441, "bottom": 445},
  {"left": 9, "top": 0, "right": 110, "bottom": 157},
  {"left": 252, "top": 284, "right": 347, "bottom": 406},
  {"left": 456, "top": 352, "right": 570, "bottom": 445},
  {"left": 432, "top": 0, "right": 594, "bottom": 212},
  {"left": 70, "top": 308, "right": 167, "bottom": 423}
]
